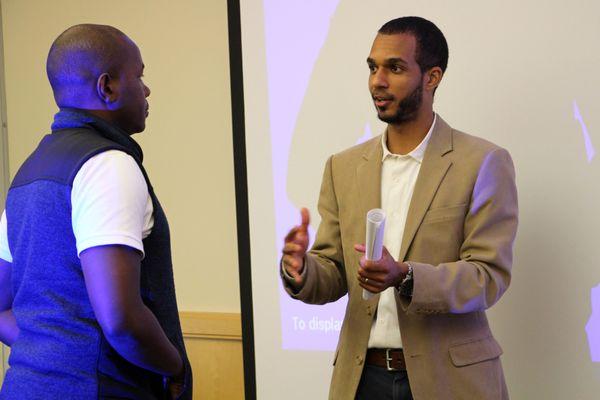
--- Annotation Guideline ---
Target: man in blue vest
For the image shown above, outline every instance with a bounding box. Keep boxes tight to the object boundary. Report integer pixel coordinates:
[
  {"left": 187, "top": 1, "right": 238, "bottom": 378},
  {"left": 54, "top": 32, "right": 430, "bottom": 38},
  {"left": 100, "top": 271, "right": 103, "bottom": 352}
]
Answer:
[{"left": 0, "top": 24, "right": 191, "bottom": 399}]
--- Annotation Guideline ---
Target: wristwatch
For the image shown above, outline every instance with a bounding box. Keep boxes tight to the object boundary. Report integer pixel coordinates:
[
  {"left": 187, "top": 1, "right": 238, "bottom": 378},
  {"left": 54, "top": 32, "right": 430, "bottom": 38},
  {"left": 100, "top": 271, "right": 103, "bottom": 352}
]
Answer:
[{"left": 397, "top": 262, "right": 414, "bottom": 297}]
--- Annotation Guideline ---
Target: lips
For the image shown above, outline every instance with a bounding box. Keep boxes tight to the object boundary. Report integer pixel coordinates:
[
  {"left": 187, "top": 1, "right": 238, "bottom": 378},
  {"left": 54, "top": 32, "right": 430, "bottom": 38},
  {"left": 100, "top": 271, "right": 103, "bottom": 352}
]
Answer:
[
  {"left": 373, "top": 95, "right": 393, "bottom": 108},
  {"left": 371, "top": 93, "right": 394, "bottom": 108}
]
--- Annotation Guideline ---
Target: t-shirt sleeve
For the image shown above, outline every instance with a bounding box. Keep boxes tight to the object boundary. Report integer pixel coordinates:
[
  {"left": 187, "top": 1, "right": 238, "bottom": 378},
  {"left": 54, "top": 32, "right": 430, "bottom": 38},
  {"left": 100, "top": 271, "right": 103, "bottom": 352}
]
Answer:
[
  {"left": 0, "top": 210, "right": 12, "bottom": 263},
  {"left": 72, "top": 150, "right": 153, "bottom": 257}
]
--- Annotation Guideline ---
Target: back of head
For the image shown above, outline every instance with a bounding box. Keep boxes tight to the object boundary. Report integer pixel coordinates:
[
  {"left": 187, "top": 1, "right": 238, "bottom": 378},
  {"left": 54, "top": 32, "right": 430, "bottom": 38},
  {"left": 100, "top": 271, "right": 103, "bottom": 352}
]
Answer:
[
  {"left": 47, "top": 24, "right": 129, "bottom": 106},
  {"left": 378, "top": 16, "right": 449, "bottom": 73}
]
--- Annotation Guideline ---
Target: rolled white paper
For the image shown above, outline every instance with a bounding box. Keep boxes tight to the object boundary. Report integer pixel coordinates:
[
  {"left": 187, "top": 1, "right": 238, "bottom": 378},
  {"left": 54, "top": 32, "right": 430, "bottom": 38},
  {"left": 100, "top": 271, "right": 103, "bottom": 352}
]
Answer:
[{"left": 363, "top": 208, "right": 386, "bottom": 300}]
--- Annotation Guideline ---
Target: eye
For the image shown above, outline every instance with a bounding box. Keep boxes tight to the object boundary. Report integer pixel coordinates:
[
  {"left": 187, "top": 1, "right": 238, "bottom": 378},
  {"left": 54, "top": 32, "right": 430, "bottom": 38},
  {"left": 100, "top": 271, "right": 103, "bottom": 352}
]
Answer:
[
  {"left": 390, "top": 64, "right": 403, "bottom": 73},
  {"left": 367, "top": 64, "right": 377, "bottom": 73}
]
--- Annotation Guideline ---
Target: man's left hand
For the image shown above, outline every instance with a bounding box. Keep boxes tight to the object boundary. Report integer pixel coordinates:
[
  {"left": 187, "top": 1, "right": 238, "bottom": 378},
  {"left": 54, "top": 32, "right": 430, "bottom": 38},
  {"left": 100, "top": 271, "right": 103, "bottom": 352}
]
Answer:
[
  {"left": 166, "top": 366, "right": 185, "bottom": 400},
  {"left": 354, "top": 244, "right": 409, "bottom": 293},
  {"left": 168, "top": 380, "right": 184, "bottom": 400}
]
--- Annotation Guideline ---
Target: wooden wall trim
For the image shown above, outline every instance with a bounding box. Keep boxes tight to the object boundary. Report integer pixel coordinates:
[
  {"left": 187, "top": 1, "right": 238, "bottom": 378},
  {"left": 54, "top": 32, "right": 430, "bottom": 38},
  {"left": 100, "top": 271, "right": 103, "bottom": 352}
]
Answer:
[
  {"left": 1, "top": 312, "right": 245, "bottom": 398},
  {"left": 179, "top": 311, "right": 242, "bottom": 341}
]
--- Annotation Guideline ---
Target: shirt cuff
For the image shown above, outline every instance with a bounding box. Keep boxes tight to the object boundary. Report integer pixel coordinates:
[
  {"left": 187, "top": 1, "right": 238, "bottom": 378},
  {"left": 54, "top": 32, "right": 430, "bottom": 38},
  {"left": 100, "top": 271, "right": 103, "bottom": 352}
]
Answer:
[{"left": 77, "top": 234, "right": 145, "bottom": 258}]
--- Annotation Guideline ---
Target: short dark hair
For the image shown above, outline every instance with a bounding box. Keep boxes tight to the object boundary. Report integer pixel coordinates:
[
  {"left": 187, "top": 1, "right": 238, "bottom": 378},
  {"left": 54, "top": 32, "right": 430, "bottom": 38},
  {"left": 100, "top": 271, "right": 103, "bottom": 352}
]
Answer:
[
  {"left": 378, "top": 16, "right": 448, "bottom": 73},
  {"left": 46, "top": 24, "right": 130, "bottom": 101}
]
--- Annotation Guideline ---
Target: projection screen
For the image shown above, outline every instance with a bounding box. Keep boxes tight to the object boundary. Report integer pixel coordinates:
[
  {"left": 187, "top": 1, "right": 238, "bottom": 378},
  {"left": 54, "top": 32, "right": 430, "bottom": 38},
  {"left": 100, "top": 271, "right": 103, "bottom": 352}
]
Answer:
[{"left": 237, "top": 1, "right": 600, "bottom": 398}]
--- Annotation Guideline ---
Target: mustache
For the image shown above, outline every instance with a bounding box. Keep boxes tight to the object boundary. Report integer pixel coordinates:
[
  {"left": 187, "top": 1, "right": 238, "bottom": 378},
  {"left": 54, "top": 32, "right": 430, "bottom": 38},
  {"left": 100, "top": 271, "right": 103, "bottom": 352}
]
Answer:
[{"left": 371, "top": 92, "right": 394, "bottom": 101}]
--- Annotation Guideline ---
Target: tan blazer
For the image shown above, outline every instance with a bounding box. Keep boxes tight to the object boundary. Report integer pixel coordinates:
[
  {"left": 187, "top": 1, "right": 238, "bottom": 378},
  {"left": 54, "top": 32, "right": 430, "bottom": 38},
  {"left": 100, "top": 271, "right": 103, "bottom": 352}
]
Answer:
[{"left": 283, "top": 116, "right": 518, "bottom": 400}]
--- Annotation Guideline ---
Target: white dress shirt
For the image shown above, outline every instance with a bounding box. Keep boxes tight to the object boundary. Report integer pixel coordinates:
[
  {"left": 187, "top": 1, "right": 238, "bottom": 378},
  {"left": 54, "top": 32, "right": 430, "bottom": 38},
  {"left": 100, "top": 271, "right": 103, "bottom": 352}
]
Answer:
[{"left": 367, "top": 115, "right": 436, "bottom": 349}]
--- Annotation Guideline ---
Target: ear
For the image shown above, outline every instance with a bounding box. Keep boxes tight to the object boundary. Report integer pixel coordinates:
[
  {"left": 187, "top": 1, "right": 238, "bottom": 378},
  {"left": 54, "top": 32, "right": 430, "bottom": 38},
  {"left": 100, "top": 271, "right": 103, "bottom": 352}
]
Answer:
[
  {"left": 96, "top": 73, "right": 119, "bottom": 106},
  {"left": 424, "top": 67, "right": 443, "bottom": 93}
]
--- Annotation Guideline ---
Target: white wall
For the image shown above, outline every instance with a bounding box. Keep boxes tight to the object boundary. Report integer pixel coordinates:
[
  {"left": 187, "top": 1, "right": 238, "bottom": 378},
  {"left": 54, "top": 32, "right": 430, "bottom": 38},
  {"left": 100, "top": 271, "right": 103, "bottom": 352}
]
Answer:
[{"left": 0, "top": 0, "right": 240, "bottom": 312}]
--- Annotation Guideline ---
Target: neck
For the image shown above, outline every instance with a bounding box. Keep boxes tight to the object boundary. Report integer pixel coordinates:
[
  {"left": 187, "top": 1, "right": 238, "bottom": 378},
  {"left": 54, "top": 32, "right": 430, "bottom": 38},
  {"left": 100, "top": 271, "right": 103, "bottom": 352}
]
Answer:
[
  {"left": 56, "top": 99, "right": 126, "bottom": 135},
  {"left": 386, "top": 108, "right": 434, "bottom": 155},
  {"left": 52, "top": 107, "right": 144, "bottom": 161},
  {"left": 83, "top": 109, "right": 118, "bottom": 126},
  {"left": 68, "top": 108, "right": 130, "bottom": 136}
]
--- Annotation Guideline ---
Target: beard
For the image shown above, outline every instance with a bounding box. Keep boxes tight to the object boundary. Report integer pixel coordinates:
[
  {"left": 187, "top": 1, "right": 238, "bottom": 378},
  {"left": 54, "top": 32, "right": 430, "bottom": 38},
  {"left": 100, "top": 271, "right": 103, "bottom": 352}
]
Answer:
[{"left": 376, "top": 82, "right": 423, "bottom": 125}]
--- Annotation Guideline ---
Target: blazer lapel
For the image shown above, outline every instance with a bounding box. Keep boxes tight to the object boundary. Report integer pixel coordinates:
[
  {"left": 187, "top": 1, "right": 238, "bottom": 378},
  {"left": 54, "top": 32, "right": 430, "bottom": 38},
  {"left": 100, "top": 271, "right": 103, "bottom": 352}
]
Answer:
[
  {"left": 355, "top": 137, "right": 383, "bottom": 304},
  {"left": 356, "top": 137, "right": 383, "bottom": 217},
  {"left": 398, "top": 117, "right": 454, "bottom": 262}
]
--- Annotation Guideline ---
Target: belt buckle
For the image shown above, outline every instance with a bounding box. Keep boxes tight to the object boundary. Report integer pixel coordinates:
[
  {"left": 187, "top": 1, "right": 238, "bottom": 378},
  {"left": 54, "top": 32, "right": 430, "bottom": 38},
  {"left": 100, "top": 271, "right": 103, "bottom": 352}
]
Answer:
[{"left": 385, "top": 349, "right": 398, "bottom": 371}]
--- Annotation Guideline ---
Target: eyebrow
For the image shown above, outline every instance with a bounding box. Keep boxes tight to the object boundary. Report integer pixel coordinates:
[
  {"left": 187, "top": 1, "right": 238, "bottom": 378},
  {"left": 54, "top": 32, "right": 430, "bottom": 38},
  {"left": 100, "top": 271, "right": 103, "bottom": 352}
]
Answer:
[{"left": 366, "top": 57, "right": 409, "bottom": 66}]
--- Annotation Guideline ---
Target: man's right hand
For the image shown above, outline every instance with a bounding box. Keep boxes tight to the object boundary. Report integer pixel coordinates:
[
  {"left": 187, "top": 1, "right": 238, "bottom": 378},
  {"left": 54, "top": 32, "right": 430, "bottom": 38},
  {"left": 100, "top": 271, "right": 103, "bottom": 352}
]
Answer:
[{"left": 282, "top": 208, "right": 310, "bottom": 285}]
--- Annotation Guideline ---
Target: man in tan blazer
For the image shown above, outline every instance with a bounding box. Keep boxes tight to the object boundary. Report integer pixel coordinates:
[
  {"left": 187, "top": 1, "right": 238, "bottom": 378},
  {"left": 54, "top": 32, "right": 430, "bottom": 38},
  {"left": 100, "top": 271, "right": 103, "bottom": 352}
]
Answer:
[{"left": 281, "top": 16, "right": 518, "bottom": 400}]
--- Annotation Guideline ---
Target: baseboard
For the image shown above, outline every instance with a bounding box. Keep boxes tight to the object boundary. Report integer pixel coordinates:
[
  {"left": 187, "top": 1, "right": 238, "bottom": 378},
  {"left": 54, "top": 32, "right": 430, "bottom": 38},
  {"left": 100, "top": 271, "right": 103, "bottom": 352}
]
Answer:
[{"left": 180, "top": 311, "right": 242, "bottom": 340}]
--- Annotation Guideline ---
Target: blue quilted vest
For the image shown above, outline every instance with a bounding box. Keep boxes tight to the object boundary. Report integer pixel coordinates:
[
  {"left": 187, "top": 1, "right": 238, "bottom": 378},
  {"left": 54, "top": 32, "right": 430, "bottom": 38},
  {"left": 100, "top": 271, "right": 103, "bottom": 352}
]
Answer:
[{"left": 0, "top": 109, "right": 192, "bottom": 399}]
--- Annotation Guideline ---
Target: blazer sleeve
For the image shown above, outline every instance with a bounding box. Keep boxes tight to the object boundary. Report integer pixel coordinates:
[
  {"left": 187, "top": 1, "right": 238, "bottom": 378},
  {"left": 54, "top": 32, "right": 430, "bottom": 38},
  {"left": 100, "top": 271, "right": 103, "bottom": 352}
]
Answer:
[
  {"left": 281, "top": 155, "right": 348, "bottom": 304},
  {"left": 400, "top": 147, "right": 518, "bottom": 314}
]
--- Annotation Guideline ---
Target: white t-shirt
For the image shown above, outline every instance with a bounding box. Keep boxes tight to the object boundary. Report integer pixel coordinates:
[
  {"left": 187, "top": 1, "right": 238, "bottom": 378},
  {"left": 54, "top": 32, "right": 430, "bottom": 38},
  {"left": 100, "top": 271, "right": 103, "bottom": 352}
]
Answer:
[{"left": 0, "top": 150, "right": 154, "bottom": 263}]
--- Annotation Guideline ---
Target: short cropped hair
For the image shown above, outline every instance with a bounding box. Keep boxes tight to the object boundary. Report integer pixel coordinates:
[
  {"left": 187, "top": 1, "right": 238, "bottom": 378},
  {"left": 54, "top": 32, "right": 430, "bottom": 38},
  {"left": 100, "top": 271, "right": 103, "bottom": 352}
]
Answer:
[
  {"left": 378, "top": 16, "right": 449, "bottom": 73},
  {"left": 46, "top": 24, "right": 129, "bottom": 98}
]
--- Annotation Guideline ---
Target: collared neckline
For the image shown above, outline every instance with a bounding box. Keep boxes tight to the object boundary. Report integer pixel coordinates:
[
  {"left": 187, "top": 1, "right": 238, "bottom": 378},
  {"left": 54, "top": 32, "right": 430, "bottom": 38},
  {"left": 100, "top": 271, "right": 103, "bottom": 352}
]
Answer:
[{"left": 381, "top": 113, "right": 437, "bottom": 163}]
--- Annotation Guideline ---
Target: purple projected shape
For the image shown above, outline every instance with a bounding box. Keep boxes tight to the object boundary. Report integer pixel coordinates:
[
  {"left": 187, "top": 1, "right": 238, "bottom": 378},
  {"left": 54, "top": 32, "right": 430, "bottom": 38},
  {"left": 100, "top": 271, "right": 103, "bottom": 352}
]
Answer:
[
  {"left": 356, "top": 123, "right": 373, "bottom": 145},
  {"left": 264, "top": 0, "right": 345, "bottom": 351},
  {"left": 573, "top": 100, "right": 595, "bottom": 163},
  {"left": 586, "top": 284, "right": 600, "bottom": 362}
]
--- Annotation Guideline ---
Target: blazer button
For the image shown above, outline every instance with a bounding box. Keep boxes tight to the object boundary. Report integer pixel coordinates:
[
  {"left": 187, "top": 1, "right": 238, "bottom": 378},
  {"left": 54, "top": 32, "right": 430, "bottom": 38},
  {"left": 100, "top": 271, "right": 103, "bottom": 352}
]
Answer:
[
  {"left": 356, "top": 355, "right": 364, "bottom": 365},
  {"left": 366, "top": 305, "right": 372, "bottom": 316}
]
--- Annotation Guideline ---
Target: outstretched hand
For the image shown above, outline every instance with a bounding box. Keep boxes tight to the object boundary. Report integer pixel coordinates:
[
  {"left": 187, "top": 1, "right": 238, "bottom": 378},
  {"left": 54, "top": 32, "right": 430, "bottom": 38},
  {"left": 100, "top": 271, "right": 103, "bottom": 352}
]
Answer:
[{"left": 282, "top": 208, "right": 310, "bottom": 285}]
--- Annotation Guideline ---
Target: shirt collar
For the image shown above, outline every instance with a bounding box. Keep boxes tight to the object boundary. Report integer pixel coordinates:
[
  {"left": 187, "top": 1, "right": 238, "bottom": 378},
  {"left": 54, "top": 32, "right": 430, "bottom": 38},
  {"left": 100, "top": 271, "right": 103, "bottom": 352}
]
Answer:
[{"left": 381, "top": 113, "right": 437, "bottom": 163}]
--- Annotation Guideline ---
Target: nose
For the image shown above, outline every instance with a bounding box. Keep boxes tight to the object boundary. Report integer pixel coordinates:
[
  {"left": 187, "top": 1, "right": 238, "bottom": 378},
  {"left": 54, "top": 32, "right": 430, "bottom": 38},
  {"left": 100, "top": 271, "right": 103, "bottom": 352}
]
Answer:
[
  {"left": 371, "top": 69, "right": 389, "bottom": 89},
  {"left": 144, "top": 84, "right": 151, "bottom": 98}
]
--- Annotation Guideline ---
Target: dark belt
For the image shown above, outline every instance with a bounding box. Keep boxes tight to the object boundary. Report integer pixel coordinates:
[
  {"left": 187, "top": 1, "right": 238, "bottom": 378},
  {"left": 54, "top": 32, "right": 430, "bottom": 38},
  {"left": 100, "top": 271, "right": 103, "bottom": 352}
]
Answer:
[{"left": 365, "top": 348, "right": 406, "bottom": 371}]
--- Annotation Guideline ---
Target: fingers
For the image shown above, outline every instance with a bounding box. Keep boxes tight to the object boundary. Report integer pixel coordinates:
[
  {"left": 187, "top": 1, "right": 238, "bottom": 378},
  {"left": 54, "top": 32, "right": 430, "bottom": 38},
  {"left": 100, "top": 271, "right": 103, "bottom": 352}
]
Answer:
[
  {"left": 360, "top": 262, "right": 389, "bottom": 273},
  {"left": 357, "top": 275, "right": 384, "bottom": 293},
  {"left": 282, "top": 254, "right": 303, "bottom": 284},
  {"left": 354, "top": 243, "right": 366, "bottom": 253},
  {"left": 284, "top": 207, "right": 311, "bottom": 245},
  {"left": 284, "top": 267, "right": 300, "bottom": 281},
  {"left": 300, "top": 207, "right": 310, "bottom": 230},
  {"left": 283, "top": 230, "right": 307, "bottom": 267},
  {"left": 355, "top": 244, "right": 396, "bottom": 292},
  {"left": 282, "top": 242, "right": 304, "bottom": 255},
  {"left": 356, "top": 246, "right": 392, "bottom": 273},
  {"left": 284, "top": 226, "right": 308, "bottom": 249},
  {"left": 284, "top": 226, "right": 301, "bottom": 243},
  {"left": 168, "top": 383, "right": 185, "bottom": 400},
  {"left": 357, "top": 268, "right": 386, "bottom": 284},
  {"left": 357, "top": 254, "right": 389, "bottom": 273},
  {"left": 281, "top": 208, "right": 311, "bottom": 286},
  {"left": 282, "top": 254, "right": 303, "bottom": 270}
]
